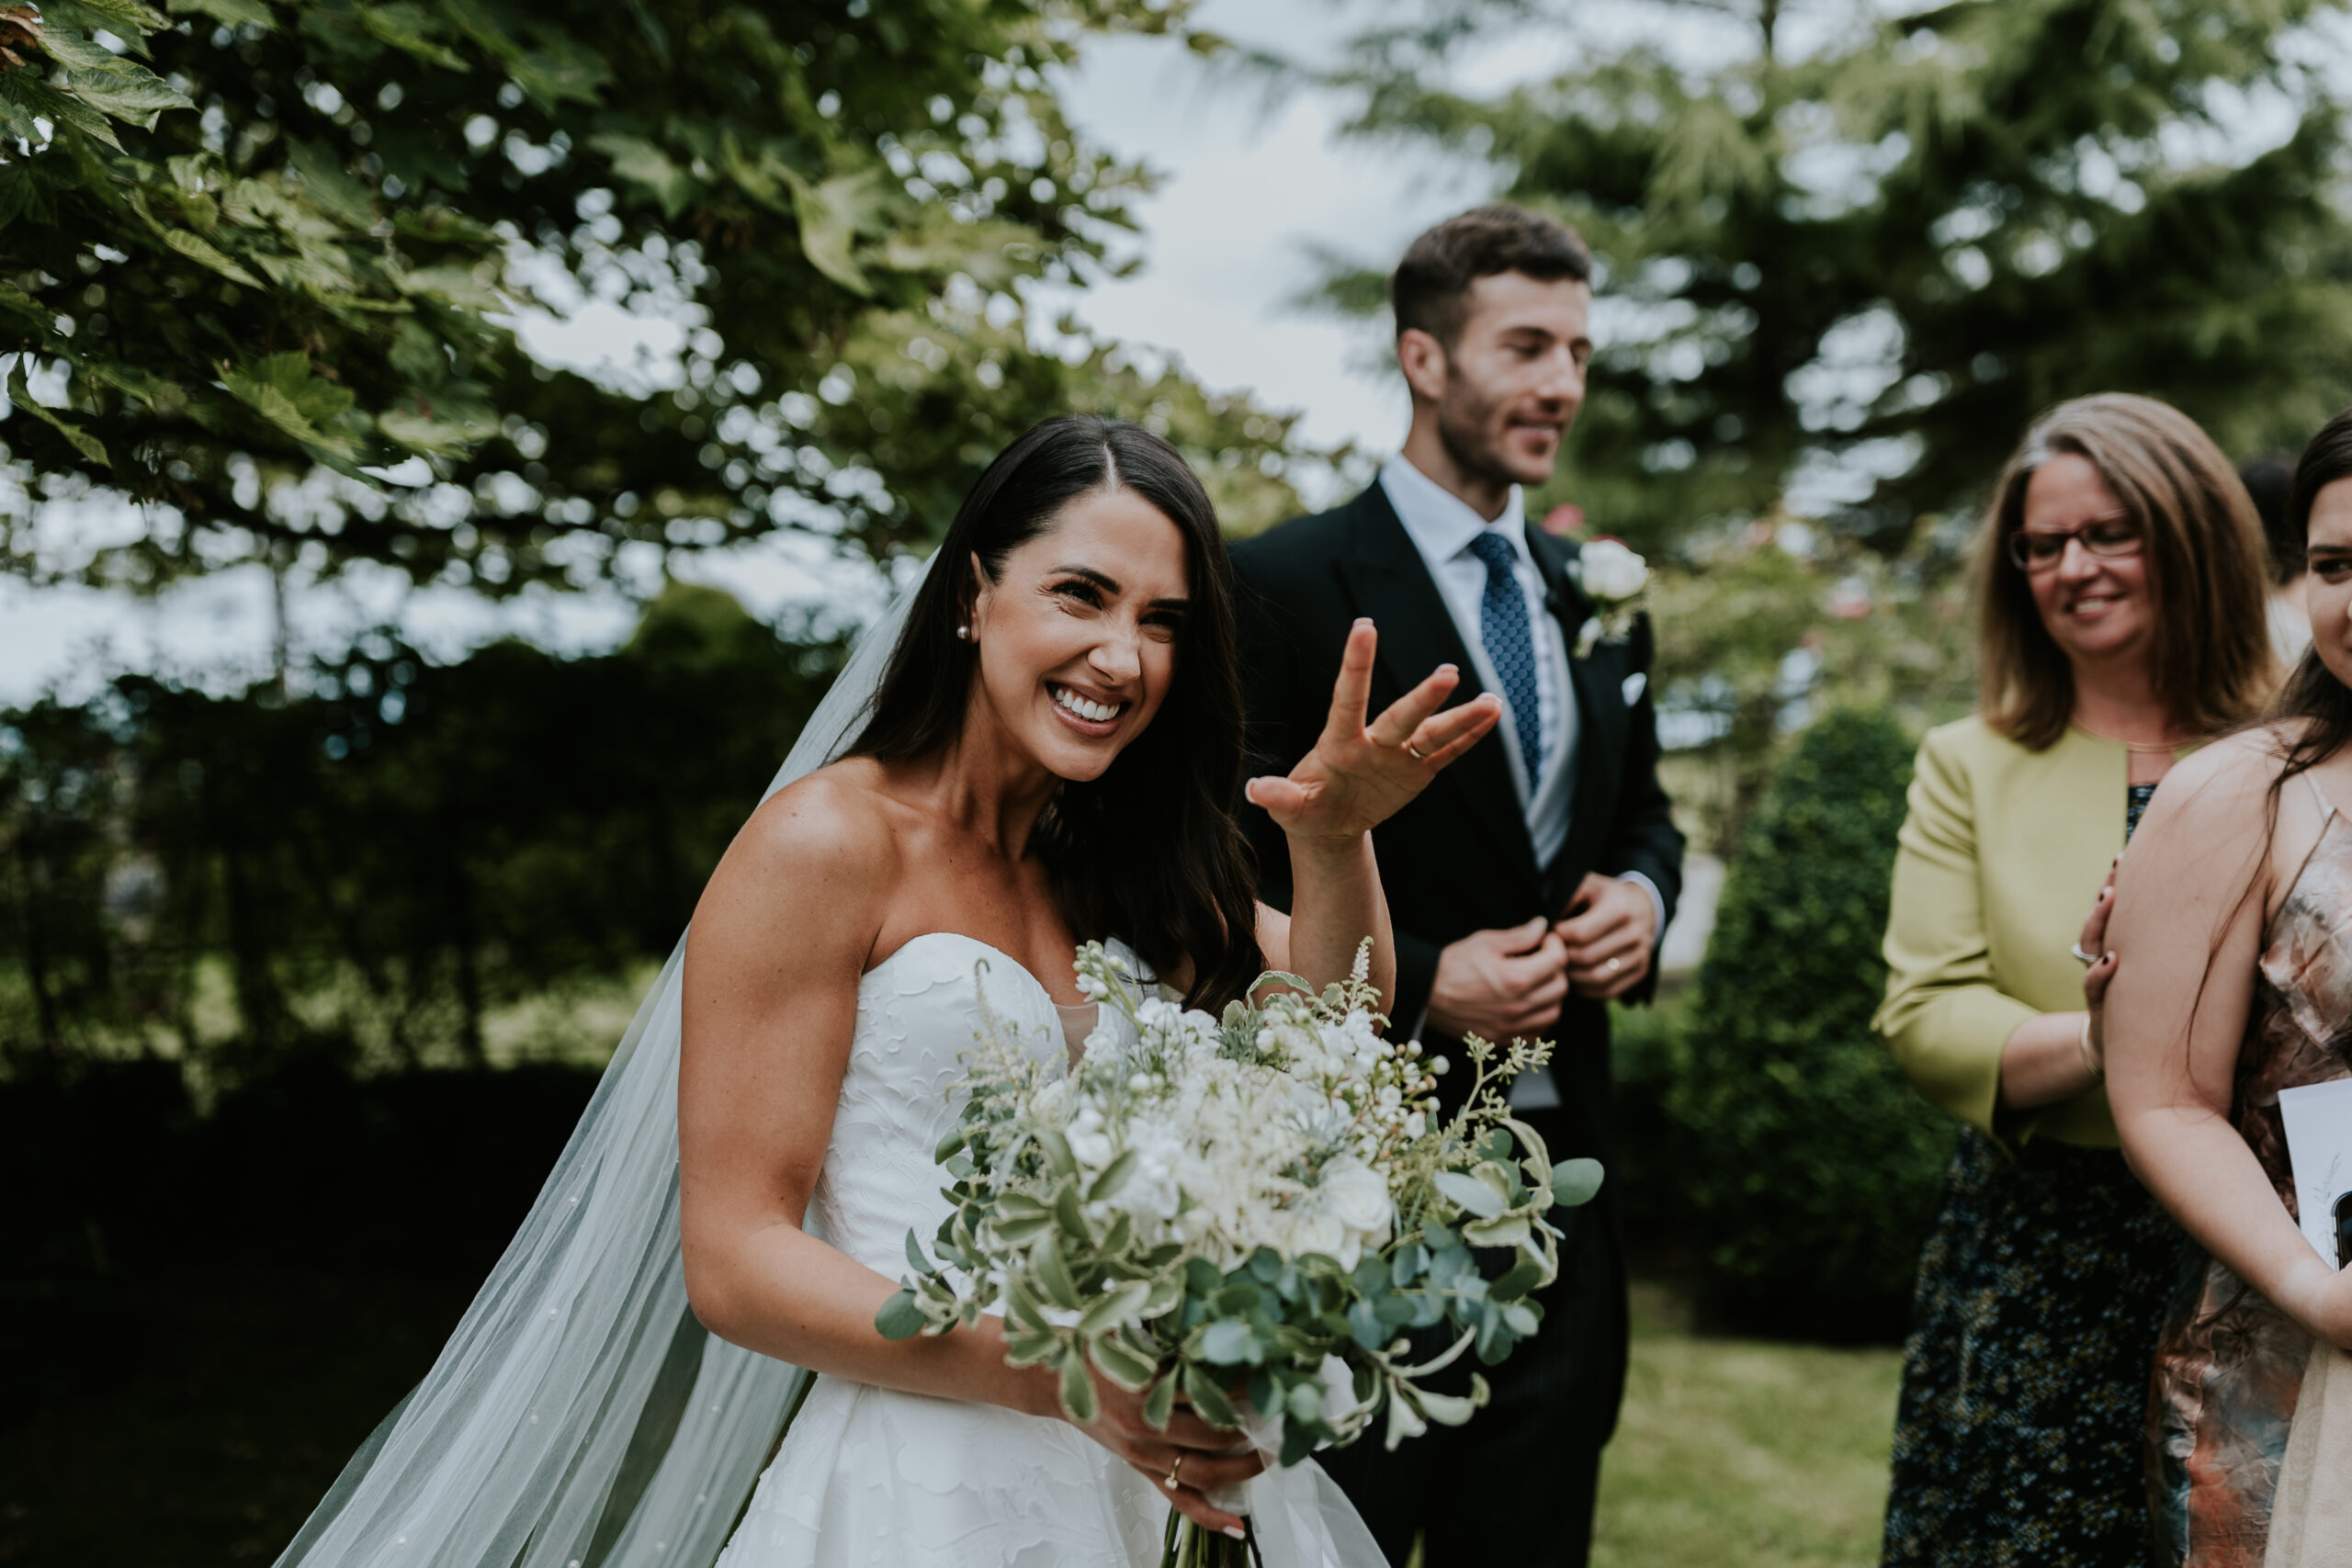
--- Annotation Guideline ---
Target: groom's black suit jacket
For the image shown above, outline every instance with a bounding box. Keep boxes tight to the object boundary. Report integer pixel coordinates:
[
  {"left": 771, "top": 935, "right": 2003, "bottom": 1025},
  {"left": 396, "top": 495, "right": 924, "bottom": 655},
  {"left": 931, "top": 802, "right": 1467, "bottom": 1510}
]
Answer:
[
  {"left": 1229, "top": 483, "right": 1683, "bottom": 1477},
  {"left": 1230, "top": 481, "right": 1682, "bottom": 1114}
]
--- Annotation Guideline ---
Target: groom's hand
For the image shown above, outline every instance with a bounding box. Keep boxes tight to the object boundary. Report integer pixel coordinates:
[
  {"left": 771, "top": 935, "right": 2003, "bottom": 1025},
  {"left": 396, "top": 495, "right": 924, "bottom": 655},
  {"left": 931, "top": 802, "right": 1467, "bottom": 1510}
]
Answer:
[
  {"left": 1556, "top": 873, "right": 1657, "bottom": 1000},
  {"left": 1426, "top": 917, "right": 1570, "bottom": 1042}
]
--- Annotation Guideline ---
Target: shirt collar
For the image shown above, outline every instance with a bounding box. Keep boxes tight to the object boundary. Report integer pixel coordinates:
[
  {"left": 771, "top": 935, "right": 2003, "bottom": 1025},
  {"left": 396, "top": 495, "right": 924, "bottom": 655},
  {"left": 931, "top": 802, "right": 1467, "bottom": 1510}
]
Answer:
[{"left": 1378, "top": 456, "right": 1529, "bottom": 570}]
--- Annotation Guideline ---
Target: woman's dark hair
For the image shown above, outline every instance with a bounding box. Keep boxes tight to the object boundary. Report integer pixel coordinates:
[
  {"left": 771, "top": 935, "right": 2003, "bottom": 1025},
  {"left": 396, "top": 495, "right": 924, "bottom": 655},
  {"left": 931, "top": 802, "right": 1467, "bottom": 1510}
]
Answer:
[
  {"left": 1974, "top": 393, "right": 2275, "bottom": 750},
  {"left": 847, "top": 414, "right": 1263, "bottom": 1011},
  {"left": 2268, "top": 407, "right": 2352, "bottom": 787}
]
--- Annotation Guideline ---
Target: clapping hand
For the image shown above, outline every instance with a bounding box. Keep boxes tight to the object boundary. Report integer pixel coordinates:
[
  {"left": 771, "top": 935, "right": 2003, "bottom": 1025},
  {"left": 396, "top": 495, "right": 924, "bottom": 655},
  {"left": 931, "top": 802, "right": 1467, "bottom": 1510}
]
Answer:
[{"left": 1245, "top": 619, "right": 1501, "bottom": 840}]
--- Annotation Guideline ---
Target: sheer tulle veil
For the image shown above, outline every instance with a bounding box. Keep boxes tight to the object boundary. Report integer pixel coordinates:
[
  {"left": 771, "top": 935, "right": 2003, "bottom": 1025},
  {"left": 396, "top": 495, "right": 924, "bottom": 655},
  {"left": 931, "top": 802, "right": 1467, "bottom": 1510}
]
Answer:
[{"left": 272, "top": 557, "right": 936, "bottom": 1568}]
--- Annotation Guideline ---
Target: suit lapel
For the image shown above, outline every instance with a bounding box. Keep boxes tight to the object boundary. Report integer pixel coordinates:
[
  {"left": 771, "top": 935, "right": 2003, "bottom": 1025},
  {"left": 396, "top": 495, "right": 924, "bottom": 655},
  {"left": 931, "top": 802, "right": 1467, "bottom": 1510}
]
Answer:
[
  {"left": 1529, "top": 529, "right": 1625, "bottom": 890},
  {"left": 1335, "top": 486, "right": 1538, "bottom": 874}
]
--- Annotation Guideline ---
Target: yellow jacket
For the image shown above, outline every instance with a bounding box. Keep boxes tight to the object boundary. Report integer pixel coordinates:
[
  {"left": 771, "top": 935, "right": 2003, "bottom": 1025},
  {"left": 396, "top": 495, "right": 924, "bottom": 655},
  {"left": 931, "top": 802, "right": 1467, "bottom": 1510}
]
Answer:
[{"left": 1874, "top": 716, "right": 2183, "bottom": 1150}]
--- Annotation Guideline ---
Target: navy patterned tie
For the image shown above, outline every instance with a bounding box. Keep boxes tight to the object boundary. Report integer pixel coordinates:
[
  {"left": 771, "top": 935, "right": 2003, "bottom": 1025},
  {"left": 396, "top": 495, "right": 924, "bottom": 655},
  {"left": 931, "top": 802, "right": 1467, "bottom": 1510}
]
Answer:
[{"left": 1464, "top": 530, "right": 1544, "bottom": 786}]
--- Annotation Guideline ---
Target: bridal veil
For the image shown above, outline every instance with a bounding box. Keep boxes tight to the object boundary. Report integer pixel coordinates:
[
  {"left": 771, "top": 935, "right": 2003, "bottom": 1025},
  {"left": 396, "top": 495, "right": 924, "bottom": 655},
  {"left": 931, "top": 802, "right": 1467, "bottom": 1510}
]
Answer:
[{"left": 271, "top": 564, "right": 927, "bottom": 1568}]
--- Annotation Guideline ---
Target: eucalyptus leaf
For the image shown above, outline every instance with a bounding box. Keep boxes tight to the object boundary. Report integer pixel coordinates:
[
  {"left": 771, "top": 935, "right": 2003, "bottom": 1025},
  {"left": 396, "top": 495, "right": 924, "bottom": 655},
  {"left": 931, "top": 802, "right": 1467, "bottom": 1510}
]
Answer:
[
  {"left": 1550, "top": 1158, "right": 1605, "bottom": 1210},
  {"left": 873, "top": 1290, "right": 926, "bottom": 1342},
  {"left": 1434, "top": 1170, "right": 1505, "bottom": 1220}
]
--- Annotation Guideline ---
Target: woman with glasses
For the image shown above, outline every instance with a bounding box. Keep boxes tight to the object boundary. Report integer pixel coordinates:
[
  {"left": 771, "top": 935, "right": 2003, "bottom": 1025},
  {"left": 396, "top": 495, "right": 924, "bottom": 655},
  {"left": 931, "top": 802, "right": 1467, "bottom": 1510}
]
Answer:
[{"left": 1874, "top": 395, "right": 2276, "bottom": 1568}]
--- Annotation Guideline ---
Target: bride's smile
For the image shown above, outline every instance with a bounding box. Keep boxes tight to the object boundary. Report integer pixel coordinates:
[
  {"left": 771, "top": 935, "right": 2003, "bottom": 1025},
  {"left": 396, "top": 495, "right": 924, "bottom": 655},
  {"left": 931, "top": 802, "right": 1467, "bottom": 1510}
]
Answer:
[{"left": 967, "top": 482, "right": 1191, "bottom": 784}]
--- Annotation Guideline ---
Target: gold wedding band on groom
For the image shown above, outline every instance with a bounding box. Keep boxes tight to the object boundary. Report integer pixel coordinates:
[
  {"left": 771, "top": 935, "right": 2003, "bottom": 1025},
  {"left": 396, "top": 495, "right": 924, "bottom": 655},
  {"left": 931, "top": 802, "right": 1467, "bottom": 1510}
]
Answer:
[{"left": 1165, "top": 1454, "right": 1184, "bottom": 1491}]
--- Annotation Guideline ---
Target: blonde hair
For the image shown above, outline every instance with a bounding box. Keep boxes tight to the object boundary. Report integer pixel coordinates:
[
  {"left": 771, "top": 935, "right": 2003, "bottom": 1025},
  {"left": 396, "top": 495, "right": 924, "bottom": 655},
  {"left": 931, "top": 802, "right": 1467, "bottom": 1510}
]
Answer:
[{"left": 1975, "top": 393, "right": 2275, "bottom": 751}]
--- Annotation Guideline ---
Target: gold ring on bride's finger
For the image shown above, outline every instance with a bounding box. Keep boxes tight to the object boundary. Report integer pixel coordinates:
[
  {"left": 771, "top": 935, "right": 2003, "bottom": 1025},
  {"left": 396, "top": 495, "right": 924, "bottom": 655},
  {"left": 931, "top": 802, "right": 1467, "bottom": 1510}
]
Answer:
[
  {"left": 1165, "top": 1454, "right": 1184, "bottom": 1491},
  {"left": 1603, "top": 956, "right": 1623, "bottom": 976},
  {"left": 1405, "top": 742, "right": 1427, "bottom": 761},
  {"left": 2071, "top": 942, "right": 2099, "bottom": 966}
]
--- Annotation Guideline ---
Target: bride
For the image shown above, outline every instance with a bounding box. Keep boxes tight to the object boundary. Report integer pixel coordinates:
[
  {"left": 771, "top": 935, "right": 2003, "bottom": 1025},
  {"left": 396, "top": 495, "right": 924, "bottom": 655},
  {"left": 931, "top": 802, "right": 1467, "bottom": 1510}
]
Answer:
[{"left": 272, "top": 415, "right": 1498, "bottom": 1568}]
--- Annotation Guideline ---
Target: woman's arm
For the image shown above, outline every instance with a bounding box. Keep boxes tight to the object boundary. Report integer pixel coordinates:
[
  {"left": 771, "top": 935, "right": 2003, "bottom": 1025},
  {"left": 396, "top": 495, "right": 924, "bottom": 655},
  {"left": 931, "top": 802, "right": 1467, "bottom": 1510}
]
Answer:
[
  {"left": 2106, "top": 739, "right": 2352, "bottom": 1346},
  {"left": 1245, "top": 620, "right": 1501, "bottom": 1005},
  {"left": 1875, "top": 727, "right": 2092, "bottom": 1138}
]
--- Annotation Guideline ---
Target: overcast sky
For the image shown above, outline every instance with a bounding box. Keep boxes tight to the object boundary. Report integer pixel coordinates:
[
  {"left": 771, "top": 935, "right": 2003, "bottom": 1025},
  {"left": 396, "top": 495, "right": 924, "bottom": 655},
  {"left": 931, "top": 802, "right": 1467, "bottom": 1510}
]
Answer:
[{"left": 0, "top": 5, "right": 1538, "bottom": 705}]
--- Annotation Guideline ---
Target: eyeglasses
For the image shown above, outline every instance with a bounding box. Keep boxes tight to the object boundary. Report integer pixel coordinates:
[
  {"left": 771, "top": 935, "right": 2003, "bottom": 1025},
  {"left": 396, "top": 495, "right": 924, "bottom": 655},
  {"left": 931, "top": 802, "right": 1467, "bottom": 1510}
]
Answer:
[{"left": 2006, "top": 519, "right": 2143, "bottom": 572}]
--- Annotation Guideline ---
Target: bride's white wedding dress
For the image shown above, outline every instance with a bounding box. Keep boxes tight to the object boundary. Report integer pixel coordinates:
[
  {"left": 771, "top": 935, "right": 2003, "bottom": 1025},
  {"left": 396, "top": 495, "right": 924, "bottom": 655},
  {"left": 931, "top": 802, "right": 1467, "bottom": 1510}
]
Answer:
[{"left": 714, "top": 931, "right": 1387, "bottom": 1568}]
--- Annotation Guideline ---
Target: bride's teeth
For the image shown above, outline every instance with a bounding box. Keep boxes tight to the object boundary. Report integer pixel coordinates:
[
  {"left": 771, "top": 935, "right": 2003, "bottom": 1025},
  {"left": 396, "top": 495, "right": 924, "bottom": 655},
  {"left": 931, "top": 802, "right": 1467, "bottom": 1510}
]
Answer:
[{"left": 1053, "top": 685, "right": 1118, "bottom": 723}]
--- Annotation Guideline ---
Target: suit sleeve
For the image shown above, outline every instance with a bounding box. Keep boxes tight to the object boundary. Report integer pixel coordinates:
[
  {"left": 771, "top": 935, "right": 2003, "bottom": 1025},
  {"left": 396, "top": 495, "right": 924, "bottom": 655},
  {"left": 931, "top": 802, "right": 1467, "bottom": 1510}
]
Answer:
[
  {"left": 1596, "top": 613, "right": 1686, "bottom": 1004},
  {"left": 1231, "top": 550, "right": 1305, "bottom": 919},
  {"left": 1871, "top": 727, "right": 2038, "bottom": 1146}
]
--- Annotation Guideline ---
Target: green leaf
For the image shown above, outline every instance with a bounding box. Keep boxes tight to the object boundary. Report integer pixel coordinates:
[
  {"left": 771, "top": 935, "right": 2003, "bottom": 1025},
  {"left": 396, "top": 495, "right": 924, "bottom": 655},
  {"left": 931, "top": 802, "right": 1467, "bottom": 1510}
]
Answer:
[
  {"left": 1501, "top": 1302, "right": 1541, "bottom": 1337},
  {"left": 1087, "top": 1149, "right": 1140, "bottom": 1203},
  {"left": 903, "top": 1228, "right": 937, "bottom": 1279},
  {"left": 1075, "top": 1280, "right": 1150, "bottom": 1337},
  {"left": 359, "top": 3, "right": 469, "bottom": 71},
  {"left": 506, "top": 37, "right": 612, "bottom": 113},
  {"left": 932, "top": 1124, "right": 967, "bottom": 1164},
  {"left": 158, "top": 226, "right": 260, "bottom": 286},
  {"left": 1489, "top": 1259, "right": 1545, "bottom": 1303},
  {"left": 1053, "top": 1182, "right": 1090, "bottom": 1242},
  {"left": 873, "top": 1290, "right": 925, "bottom": 1341},
  {"left": 1035, "top": 1129, "right": 1077, "bottom": 1180},
  {"left": 166, "top": 0, "right": 275, "bottom": 27},
  {"left": 1199, "top": 1319, "right": 1254, "bottom": 1366},
  {"left": 1434, "top": 1170, "right": 1505, "bottom": 1220},
  {"left": 590, "top": 133, "right": 695, "bottom": 220},
  {"left": 1141, "top": 1369, "right": 1178, "bottom": 1431},
  {"left": 1181, "top": 1361, "right": 1239, "bottom": 1428},
  {"left": 989, "top": 1211, "right": 1055, "bottom": 1247},
  {"left": 1031, "top": 1237, "right": 1082, "bottom": 1311},
  {"left": 785, "top": 168, "right": 888, "bottom": 296},
  {"left": 1086, "top": 1330, "right": 1157, "bottom": 1393},
  {"left": 59, "top": 62, "right": 192, "bottom": 127},
  {"left": 1057, "top": 1351, "right": 1098, "bottom": 1425},
  {"left": 1460, "top": 1213, "right": 1531, "bottom": 1249},
  {"left": 1549, "top": 1158, "right": 1604, "bottom": 1210},
  {"left": 7, "top": 364, "right": 107, "bottom": 466}
]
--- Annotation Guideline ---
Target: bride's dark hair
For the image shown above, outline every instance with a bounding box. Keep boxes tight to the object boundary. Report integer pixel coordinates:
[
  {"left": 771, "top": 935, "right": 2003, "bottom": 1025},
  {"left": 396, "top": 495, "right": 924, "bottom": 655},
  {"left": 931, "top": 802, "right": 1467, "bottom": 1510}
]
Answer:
[{"left": 847, "top": 415, "right": 1264, "bottom": 1010}]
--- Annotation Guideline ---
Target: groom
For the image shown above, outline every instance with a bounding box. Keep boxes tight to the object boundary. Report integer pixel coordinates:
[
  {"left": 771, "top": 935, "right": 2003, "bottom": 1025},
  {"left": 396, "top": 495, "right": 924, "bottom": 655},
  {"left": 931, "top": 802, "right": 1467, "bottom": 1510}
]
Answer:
[{"left": 1231, "top": 205, "right": 1683, "bottom": 1567}]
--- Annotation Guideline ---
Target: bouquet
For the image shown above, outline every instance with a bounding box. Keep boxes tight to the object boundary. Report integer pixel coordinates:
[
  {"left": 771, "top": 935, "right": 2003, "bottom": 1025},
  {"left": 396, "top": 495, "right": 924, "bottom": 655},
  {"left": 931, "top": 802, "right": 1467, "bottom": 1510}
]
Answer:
[{"left": 876, "top": 940, "right": 1601, "bottom": 1565}]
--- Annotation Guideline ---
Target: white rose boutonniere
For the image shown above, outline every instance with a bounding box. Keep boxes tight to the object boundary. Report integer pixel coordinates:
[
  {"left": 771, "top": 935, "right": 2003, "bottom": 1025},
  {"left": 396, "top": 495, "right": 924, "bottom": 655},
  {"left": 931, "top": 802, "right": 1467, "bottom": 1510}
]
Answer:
[{"left": 1568, "top": 536, "right": 1650, "bottom": 659}]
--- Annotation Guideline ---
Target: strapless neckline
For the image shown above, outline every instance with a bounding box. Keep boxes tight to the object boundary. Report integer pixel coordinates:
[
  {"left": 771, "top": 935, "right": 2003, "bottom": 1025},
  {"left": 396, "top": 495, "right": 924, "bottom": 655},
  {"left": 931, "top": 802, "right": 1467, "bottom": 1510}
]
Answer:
[{"left": 865, "top": 930, "right": 1063, "bottom": 1008}]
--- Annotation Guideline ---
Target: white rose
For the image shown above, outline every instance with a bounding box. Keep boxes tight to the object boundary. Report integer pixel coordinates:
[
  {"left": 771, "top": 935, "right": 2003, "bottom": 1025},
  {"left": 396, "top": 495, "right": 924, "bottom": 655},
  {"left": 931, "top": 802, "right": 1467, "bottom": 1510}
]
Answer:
[
  {"left": 1321, "top": 1156, "right": 1395, "bottom": 1235},
  {"left": 1578, "top": 537, "right": 1649, "bottom": 602}
]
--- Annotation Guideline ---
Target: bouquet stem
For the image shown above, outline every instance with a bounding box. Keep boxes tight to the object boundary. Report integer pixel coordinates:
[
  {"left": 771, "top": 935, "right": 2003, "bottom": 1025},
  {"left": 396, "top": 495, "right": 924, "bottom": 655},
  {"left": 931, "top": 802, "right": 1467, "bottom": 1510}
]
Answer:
[{"left": 1159, "top": 1509, "right": 1264, "bottom": 1568}]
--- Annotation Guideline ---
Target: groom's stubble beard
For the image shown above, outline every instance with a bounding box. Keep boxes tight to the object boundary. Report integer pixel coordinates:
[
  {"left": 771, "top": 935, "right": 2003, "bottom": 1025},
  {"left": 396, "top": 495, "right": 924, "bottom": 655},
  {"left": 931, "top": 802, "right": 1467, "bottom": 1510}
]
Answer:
[{"left": 1432, "top": 347, "right": 1563, "bottom": 497}]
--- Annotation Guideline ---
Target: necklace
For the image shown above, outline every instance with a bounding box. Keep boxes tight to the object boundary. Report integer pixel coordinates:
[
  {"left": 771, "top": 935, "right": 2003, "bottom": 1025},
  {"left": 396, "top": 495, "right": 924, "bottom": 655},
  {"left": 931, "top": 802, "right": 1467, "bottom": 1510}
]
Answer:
[{"left": 2071, "top": 718, "right": 2187, "bottom": 754}]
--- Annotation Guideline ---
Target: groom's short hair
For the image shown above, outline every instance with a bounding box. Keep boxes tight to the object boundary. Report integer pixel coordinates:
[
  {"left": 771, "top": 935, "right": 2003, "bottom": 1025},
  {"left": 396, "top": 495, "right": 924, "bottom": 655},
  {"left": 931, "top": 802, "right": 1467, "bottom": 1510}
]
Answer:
[{"left": 1392, "top": 205, "right": 1591, "bottom": 348}]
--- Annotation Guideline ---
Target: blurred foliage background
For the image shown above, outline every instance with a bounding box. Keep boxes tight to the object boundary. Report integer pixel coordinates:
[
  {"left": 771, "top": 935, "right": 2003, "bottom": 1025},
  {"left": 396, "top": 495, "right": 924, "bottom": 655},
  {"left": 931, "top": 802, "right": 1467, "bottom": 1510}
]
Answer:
[{"left": 6, "top": 0, "right": 2352, "bottom": 1557}]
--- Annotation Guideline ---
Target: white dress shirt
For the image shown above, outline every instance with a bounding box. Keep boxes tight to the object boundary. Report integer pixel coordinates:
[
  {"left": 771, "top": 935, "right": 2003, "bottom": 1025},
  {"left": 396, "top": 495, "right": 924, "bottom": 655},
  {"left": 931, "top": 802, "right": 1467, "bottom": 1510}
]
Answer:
[{"left": 1379, "top": 457, "right": 1579, "bottom": 864}]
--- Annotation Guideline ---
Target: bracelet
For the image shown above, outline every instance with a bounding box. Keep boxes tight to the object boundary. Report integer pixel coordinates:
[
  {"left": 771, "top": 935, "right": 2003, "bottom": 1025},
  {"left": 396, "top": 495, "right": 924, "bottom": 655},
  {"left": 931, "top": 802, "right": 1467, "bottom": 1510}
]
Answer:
[{"left": 2078, "top": 1014, "right": 2106, "bottom": 1082}]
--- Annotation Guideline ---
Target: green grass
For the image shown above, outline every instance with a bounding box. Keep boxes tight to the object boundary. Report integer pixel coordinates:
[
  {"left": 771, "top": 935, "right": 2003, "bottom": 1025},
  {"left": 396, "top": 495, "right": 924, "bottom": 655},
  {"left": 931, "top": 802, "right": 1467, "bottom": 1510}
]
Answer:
[
  {"left": 1592, "top": 1285, "right": 1904, "bottom": 1568},
  {"left": 1, "top": 1270, "right": 1902, "bottom": 1567}
]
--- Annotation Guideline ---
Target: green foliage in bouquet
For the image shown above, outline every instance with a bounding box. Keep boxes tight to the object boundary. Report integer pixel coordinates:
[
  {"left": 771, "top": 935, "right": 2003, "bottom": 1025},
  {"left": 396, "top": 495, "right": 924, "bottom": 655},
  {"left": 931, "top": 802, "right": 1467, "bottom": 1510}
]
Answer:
[
  {"left": 876, "top": 942, "right": 1602, "bottom": 1464},
  {"left": 1666, "top": 706, "right": 1954, "bottom": 1337}
]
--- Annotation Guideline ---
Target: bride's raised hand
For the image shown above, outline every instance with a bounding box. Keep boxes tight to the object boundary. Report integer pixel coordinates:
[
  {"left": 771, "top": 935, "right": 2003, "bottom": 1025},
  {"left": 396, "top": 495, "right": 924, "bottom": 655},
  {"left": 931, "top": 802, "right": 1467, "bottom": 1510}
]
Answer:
[{"left": 1246, "top": 618, "right": 1502, "bottom": 840}]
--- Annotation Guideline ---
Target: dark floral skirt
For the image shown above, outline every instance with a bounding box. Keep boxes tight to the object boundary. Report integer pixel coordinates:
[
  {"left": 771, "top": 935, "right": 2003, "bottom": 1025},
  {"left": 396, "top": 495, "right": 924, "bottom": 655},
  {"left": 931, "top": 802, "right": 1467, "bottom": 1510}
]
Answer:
[{"left": 1881, "top": 1128, "right": 2192, "bottom": 1568}]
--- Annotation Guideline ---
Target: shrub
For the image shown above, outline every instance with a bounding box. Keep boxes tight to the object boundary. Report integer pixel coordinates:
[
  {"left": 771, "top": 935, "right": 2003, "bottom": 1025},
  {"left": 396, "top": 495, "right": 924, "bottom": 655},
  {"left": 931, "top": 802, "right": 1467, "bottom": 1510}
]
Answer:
[{"left": 1665, "top": 705, "right": 1955, "bottom": 1339}]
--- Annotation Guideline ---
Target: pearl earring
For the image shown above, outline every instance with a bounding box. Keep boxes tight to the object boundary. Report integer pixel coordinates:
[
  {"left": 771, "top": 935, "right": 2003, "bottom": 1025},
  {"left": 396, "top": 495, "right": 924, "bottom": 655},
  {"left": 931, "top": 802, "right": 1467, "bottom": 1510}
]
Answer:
[{"left": 956, "top": 624, "right": 970, "bottom": 640}]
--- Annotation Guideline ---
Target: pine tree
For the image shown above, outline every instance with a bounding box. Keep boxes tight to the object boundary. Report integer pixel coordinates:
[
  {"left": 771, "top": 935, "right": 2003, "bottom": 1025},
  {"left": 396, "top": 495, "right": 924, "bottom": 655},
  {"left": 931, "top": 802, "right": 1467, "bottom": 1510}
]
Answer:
[{"left": 1320, "top": 0, "right": 2352, "bottom": 555}]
